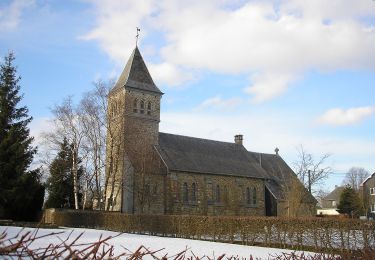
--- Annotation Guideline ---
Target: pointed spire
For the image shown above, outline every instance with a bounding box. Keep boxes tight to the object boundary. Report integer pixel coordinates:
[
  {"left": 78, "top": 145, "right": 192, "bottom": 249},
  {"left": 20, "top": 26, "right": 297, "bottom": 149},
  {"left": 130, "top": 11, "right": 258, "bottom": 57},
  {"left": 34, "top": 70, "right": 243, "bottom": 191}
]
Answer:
[{"left": 112, "top": 46, "right": 163, "bottom": 94}]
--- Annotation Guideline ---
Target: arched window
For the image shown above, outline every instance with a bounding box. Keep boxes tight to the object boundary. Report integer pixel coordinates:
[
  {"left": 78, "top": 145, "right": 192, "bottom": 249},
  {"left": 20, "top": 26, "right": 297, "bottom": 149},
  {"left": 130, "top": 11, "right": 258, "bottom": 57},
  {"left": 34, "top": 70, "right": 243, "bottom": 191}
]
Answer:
[
  {"left": 111, "top": 104, "right": 115, "bottom": 117},
  {"left": 145, "top": 183, "right": 150, "bottom": 196},
  {"left": 183, "top": 182, "right": 188, "bottom": 204},
  {"left": 223, "top": 185, "right": 229, "bottom": 204},
  {"left": 140, "top": 100, "right": 145, "bottom": 114},
  {"left": 246, "top": 187, "right": 251, "bottom": 204},
  {"left": 191, "top": 183, "right": 197, "bottom": 202},
  {"left": 147, "top": 101, "right": 152, "bottom": 115},
  {"left": 252, "top": 187, "right": 257, "bottom": 205},
  {"left": 133, "top": 99, "right": 138, "bottom": 113},
  {"left": 216, "top": 185, "right": 221, "bottom": 203}
]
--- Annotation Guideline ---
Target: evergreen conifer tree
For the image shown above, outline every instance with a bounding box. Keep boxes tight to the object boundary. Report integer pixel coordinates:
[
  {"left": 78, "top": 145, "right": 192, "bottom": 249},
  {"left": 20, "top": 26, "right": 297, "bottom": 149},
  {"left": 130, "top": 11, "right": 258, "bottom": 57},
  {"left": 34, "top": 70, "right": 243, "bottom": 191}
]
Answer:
[
  {"left": 0, "top": 52, "right": 44, "bottom": 221},
  {"left": 45, "top": 138, "right": 83, "bottom": 208},
  {"left": 337, "top": 185, "right": 363, "bottom": 217}
]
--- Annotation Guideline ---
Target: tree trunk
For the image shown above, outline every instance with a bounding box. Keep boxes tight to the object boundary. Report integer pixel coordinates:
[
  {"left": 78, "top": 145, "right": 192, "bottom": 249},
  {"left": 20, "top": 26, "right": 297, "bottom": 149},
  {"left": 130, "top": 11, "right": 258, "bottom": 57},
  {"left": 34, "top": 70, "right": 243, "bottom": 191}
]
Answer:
[{"left": 72, "top": 147, "right": 79, "bottom": 209}]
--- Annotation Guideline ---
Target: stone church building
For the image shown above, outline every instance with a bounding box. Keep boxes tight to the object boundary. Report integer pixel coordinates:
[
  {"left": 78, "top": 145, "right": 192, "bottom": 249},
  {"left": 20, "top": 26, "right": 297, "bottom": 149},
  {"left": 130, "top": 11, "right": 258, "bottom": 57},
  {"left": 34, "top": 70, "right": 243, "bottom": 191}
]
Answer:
[{"left": 105, "top": 46, "right": 316, "bottom": 217}]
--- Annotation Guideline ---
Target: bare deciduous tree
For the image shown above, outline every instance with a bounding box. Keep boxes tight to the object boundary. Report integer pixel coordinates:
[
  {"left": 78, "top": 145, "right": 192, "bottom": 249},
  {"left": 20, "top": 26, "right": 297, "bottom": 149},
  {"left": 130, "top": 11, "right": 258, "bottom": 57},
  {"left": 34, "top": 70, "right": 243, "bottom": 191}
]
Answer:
[
  {"left": 43, "top": 97, "right": 85, "bottom": 209},
  {"left": 79, "top": 80, "right": 112, "bottom": 209},
  {"left": 342, "top": 167, "right": 369, "bottom": 191},
  {"left": 293, "top": 145, "right": 332, "bottom": 194}
]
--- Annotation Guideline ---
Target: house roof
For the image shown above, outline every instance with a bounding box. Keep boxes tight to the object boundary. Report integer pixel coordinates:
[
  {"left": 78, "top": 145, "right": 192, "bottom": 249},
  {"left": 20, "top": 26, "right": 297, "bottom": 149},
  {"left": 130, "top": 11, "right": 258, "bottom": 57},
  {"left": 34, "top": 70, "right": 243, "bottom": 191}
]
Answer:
[
  {"left": 324, "top": 186, "right": 345, "bottom": 201},
  {"left": 248, "top": 152, "right": 317, "bottom": 203},
  {"left": 111, "top": 47, "right": 163, "bottom": 94},
  {"left": 360, "top": 172, "right": 375, "bottom": 187},
  {"left": 156, "top": 132, "right": 317, "bottom": 203},
  {"left": 156, "top": 132, "right": 268, "bottom": 179}
]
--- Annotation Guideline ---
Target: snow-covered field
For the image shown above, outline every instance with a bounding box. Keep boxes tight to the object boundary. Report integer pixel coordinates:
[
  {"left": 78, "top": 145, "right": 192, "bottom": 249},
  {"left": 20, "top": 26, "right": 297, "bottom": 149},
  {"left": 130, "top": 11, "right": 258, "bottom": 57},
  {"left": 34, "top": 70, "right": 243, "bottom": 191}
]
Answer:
[{"left": 0, "top": 226, "right": 319, "bottom": 259}]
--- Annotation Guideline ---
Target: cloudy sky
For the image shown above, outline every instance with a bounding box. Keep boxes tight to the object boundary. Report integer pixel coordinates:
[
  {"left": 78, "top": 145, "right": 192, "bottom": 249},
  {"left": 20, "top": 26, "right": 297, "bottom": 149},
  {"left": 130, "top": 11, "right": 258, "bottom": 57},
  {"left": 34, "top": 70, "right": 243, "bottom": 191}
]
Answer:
[{"left": 1, "top": 0, "right": 375, "bottom": 191}]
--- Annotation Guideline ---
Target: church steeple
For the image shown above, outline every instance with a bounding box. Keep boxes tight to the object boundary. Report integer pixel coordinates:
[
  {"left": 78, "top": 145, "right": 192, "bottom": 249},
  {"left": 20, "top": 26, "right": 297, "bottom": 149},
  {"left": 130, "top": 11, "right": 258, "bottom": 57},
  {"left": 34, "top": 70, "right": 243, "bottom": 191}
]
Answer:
[{"left": 112, "top": 47, "right": 163, "bottom": 95}]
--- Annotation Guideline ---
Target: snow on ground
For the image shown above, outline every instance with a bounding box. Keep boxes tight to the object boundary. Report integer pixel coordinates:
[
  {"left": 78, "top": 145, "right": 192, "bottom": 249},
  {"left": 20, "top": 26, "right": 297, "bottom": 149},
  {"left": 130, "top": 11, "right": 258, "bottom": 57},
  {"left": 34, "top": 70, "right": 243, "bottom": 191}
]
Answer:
[{"left": 1, "top": 226, "right": 317, "bottom": 259}]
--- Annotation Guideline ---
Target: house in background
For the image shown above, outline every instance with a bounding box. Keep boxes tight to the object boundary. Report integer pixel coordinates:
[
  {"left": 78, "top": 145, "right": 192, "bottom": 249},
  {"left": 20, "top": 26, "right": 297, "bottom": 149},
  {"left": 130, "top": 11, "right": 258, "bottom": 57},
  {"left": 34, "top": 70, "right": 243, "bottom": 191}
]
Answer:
[
  {"left": 317, "top": 186, "right": 345, "bottom": 215},
  {"left": 360, "top": 172, "right": 375, "bottom": 218}
]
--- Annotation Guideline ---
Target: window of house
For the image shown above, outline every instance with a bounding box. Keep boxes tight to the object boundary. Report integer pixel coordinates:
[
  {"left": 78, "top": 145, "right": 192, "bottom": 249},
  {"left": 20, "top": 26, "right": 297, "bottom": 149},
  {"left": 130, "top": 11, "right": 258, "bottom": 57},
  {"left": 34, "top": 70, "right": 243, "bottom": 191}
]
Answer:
[
  {"left": 371, "top": 204, "right": 375, "bottom": 212},
  {"left": 252, "top": 187, "right": 257, "bottom": 205},
  {"left": 191, "top": 182, "right": 197, "bottom": 202},
  {"left": 246, "top": 187, "right": 251, "bottom": 204},
  {"left": 216, "top": 185, "right": 221, "bottom": 203},
  {"left": 111, "top": 102, "right": 116, "bottom": 117},
  {"left": 371, "top": 188, "right": 375, "bottom": 195},
  {"left": 223, "top": 185, "right": 229, "bottom": 204},
  {"left": 145, "top": 183, "right": 150, "bottom": 196},
  {"left": 153, "top": 184, "right": 157, "bottom": 195},
  {"left": 183, "top": 182, "right": 188, "bottom": 204},
  {"left": 147, "top": 101, "right": 152, "bottom": 115},
  {"left": 332, "top": 200, "right": 336, "bottom": 207},
  {"left": 140, "top": 100, "right": 145, "bottom": 114},
  {"left": 171, "top": 179, "right": 179, "bottom": 202},
  {"left": 206, "top": 182, "right": 213, "bottom": 203},
  {"left": 133, "top": 99, "right": 138, "bottom": 113}
]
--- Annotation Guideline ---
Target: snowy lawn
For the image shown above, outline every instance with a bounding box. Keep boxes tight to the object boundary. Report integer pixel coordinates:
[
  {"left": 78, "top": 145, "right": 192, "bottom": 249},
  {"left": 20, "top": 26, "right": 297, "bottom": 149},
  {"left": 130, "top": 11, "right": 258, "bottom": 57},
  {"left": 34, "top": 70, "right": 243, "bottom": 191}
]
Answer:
[{"left": 0, "top": 226, "right": 319, "bottom": 259}]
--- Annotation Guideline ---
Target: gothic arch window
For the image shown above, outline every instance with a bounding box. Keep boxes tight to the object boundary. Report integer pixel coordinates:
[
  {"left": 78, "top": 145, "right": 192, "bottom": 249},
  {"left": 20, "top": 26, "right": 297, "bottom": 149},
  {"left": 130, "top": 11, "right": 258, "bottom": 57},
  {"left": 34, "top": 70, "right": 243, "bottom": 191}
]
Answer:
[
  {"left": 223, "top": 185, "right": 229, "bottom": 204},
  {"left": 246, "top": 187, "right": 251, "bottom": 204},
  {"left": 133, "top": 98, "right": 138, "bottom": 113},
  {"left": 147, "top": 101, "right": 152, "bottom": 115},
  {"left": 145, "top": 183, "right": 150, "bottom": 196},
  {"left": 216, "top": 184, "right": 221, "bottom": 203},
  {"left": 191, "top": 182, "right": 197, "bottom": 202},
  {"left": 140, "top": 100, "right": 145, "bottom": 114},
  {"left": 252, "top": 187, "right": 257, "bottom": 205},
  {"left": 183, "top": 182, "right": 188, "bottom": 204},
  {"left": 112, "top": 101, "right": 117, "bottom": 117}
]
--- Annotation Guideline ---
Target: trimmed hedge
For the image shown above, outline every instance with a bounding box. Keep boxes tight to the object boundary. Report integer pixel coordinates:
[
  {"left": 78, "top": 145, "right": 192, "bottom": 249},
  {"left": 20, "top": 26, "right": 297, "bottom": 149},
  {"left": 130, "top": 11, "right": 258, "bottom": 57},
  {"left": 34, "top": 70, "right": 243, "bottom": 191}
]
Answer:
[{"left": 45, "top": 209, "right": 375, "bottom": 253}]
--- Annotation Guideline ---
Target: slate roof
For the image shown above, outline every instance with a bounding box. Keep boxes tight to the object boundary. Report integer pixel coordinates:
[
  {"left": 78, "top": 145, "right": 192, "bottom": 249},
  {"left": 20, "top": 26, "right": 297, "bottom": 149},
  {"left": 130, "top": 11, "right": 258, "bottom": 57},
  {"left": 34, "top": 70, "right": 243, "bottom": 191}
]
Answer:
[
  {"left": 324, "top": 186, "right": 345, "bottom": 201},
  {"left": 361, "top": 172, "right": 375, "bottom": 187},
  {"left": 111, "top": 47, "right": 163, "bottom": 94},
  {"left": 247, "top": 152, "right": 291, "bottom": 200},
  {"left": 248, "top": 152, "right": 317, "bottom": 203},
  {"left": 156, "top": 132, "right": 316, "bottom": 203},
  {"left": 156, "top": 133, "right": 268, "bottom": 179}
]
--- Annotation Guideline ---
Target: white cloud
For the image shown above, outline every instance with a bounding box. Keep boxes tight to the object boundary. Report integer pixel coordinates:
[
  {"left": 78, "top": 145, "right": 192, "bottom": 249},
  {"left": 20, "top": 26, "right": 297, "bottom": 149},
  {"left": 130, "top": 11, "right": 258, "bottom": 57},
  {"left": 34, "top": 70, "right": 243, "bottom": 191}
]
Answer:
[
  {"left": 80, "top": 0, "right": 155, "bottom": 63},
  {"left": 29, "top": 117, "right": 52, "bottom": 145},
  {"left": 82, "top": 0, "right": 375, "bottom": 102},
  {"left": 148, "top": 62, "right": 192, "bottom": 87},
  {"left": 318, "top": 106, "right": 375, "bottom": 126},
  {"left": 245, "top": 72, "right": 296, "bottom": 103},
  {"left": 195, "top": 96, "right": 242, "bottom": 111},
  {"left": 0, "top": 0, "right": 34, "bottom": 32}
]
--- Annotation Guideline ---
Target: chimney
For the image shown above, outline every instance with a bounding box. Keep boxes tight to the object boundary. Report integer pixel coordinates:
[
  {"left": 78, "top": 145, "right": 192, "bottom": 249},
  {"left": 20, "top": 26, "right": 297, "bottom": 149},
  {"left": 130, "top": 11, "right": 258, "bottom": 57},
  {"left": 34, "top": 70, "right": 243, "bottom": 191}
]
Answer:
[
  {"left": 275, "top": 147, "right": 279, "bottom": 156},
  {"left": 234, "top": 134, "right": 243, "bottom": 145}
]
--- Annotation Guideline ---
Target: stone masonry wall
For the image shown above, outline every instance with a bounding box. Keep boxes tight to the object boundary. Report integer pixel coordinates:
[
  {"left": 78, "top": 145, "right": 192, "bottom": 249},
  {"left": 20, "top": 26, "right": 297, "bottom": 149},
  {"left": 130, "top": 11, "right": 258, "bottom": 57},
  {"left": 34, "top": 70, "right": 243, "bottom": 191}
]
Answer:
[{"left": 166, "top": 171, "right": 265, "bottom": 216}]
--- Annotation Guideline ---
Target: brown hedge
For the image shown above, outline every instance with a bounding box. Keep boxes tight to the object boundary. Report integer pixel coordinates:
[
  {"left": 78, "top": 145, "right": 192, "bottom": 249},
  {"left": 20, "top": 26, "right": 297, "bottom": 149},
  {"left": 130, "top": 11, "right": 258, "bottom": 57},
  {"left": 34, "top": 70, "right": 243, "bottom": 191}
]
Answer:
[{"left": 45, "top": 209, "right": 375, "bottom": 253}]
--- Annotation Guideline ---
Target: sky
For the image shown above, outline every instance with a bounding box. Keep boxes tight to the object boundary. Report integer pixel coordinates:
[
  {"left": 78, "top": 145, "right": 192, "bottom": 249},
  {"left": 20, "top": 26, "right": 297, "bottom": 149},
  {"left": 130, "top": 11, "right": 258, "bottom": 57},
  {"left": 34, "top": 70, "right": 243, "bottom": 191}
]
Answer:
[{"left": 1, "top": 0, "right": 375, "bottom": 192}]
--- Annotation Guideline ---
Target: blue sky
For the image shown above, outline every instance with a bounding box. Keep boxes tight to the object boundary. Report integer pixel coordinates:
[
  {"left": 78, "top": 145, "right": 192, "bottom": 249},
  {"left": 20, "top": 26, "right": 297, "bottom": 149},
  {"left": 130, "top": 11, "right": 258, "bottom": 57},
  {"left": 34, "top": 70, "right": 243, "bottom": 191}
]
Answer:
[{"left": 1, "top": 0, "right": 375, "bottom": 192}]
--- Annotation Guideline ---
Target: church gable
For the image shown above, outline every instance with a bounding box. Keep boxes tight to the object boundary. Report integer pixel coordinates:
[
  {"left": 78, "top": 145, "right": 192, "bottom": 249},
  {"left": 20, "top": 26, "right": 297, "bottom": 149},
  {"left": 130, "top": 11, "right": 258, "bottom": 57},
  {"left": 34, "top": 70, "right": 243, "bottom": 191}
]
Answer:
[{"left": 249, "top": 152, "right": 317, "bottom": 204}]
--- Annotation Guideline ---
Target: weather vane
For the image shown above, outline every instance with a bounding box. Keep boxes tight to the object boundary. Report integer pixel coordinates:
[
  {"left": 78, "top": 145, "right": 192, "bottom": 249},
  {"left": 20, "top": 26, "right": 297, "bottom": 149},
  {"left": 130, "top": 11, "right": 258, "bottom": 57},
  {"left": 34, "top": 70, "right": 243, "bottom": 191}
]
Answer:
[{"left": 136, "top": 27, "right": 140, "bottom": 46}]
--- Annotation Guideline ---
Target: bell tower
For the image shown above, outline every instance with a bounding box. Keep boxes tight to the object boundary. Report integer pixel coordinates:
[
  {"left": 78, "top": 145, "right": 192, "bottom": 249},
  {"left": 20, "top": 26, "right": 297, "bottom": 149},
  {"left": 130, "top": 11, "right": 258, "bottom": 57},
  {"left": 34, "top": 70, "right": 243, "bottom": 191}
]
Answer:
[{"left": 105, "top": 46, "right": 163, "bottom": 212}]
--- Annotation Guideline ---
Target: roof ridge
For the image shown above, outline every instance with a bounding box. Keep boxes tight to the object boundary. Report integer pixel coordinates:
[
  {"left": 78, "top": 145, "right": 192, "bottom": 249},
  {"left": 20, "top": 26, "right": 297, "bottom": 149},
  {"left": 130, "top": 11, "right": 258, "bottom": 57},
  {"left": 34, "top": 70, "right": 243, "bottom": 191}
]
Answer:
[
  {"left": 159, "top": 132, "right": 238, "bottom": 146},
  {"left": 248, "top": 151, "right": 276, "bottom": 156}
]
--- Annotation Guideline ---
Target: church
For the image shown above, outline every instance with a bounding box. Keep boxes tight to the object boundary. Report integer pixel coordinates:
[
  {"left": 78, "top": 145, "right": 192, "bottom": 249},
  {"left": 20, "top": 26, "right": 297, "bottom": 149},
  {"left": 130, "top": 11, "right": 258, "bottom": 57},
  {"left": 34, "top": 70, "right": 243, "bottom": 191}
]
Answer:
[{"left": 104, "top": 46, "right": 316, "bottom": 217}]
